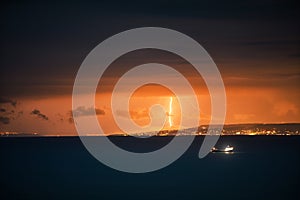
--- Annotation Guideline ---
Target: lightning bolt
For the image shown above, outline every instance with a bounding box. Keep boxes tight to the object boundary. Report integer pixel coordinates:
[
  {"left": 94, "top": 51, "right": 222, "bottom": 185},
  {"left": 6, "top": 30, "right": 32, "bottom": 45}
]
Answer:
[{"left": 168, "top": 96, "right": 173, "bottom": 128}]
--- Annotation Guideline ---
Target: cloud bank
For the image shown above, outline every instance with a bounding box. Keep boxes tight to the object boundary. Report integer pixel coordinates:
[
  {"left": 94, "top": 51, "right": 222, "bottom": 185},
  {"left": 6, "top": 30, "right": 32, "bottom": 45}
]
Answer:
[
  {"left": 72, "top": 106, "right": 105, "bottom": 117},
  {"left": 68, "top": 106, "right": 105, "bottom": 124},
  {"left": 30, "top": 109, "right": 49, "bottom": 120}
]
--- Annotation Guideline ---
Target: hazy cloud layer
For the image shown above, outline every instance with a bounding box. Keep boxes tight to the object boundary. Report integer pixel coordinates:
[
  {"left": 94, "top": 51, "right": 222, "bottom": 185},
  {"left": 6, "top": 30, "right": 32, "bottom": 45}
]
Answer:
[
  {"left": 116, "top": 108, "right": 149, "bottom": 120},
  {"left": 68, "top": 106, "right": 105, "bottom": 124},
  {"left": 30, "top": 109, "right": 49, "bottom": 120},
  {"left": 72, "top": 106, "right": 105, "bottom": 117}
]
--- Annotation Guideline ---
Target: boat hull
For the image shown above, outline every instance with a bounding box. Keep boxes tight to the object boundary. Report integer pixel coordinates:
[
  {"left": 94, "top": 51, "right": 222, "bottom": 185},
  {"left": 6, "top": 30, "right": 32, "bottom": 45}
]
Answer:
[
  {"left": 211, "top": 146, "right": 234, "bottom": 153},
  {"left": 211, "top": 149, "right": 233, "bottom": 153}
]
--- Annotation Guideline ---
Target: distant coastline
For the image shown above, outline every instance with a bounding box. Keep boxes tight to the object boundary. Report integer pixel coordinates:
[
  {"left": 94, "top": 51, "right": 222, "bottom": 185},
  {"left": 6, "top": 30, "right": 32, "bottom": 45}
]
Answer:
[{"left": 1, "top": 123, "right": 299, "bottom": 137}]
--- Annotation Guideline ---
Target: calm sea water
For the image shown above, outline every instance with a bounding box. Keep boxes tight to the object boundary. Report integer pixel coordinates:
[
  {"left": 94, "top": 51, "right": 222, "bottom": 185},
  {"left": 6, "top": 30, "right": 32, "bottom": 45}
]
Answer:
[{"left": 0, "top": 136, "right": 299, "bottom": 200}]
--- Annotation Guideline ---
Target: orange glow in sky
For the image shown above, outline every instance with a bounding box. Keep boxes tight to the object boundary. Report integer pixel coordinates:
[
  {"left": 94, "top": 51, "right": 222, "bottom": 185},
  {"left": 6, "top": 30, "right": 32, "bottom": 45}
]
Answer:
[
  {"left": 0, "top": 77, "right": 299, "bottom": 136},
  {"left": 1, "top": 58, "right": 300, "bottom": 136}
]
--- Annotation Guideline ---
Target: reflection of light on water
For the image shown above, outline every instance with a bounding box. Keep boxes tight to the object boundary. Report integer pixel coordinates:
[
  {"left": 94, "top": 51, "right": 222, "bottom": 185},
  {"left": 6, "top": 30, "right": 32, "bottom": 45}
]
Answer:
[
  {"left": 168, "top": 96, "right": 173, "bottom": 127},
  {"left": 211, "top": 152, "right": 235, "bottom": 155}
]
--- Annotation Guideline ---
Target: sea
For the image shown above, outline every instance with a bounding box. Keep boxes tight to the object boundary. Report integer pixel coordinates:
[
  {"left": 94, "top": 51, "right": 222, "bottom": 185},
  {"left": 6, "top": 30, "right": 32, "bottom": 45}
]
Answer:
[{"left": 0, "top": 136, "right": 299, "bottom": 200}]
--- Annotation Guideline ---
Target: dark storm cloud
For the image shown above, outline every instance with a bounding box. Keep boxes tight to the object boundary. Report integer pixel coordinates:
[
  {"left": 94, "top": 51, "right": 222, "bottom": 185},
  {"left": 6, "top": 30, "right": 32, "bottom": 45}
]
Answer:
[
  {"left": 0, "top": 116, "right": 10, "bottom": 124},
  {"left": 0, "top": 0, "right": 299, "bottom": 97},
  {"left": 243, "top": 39, "right": 300, "bottom": 46},
  {"left": 0, "top": 98, "right": 17, "bottom": 124},
  {"left": 115, "top": 0, "right": 298, "bottom": 19},
  {"left": 0, "top": 97, "right": 17, "bottom": 107},
  {"left": 30, "top": 109, "right": 49, "bottom": 120},
  {"left": 289, "top": 53, "right": 300, "bottom": 58},
  {"left": 0, "top": 98, "right": 19, "bottom": 124}
]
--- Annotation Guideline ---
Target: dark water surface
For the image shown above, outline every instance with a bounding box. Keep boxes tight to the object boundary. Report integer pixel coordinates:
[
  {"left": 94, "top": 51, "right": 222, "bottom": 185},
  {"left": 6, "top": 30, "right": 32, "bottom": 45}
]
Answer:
[{"left": 1, "top": 136, "right": 299, "bottom": 200}]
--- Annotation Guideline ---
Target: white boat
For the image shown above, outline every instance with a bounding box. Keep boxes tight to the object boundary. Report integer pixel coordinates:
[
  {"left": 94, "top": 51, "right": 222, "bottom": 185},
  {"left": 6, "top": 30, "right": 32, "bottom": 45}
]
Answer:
[{"left": 211, "top": 145, "right": 234, "bottom": 152}]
